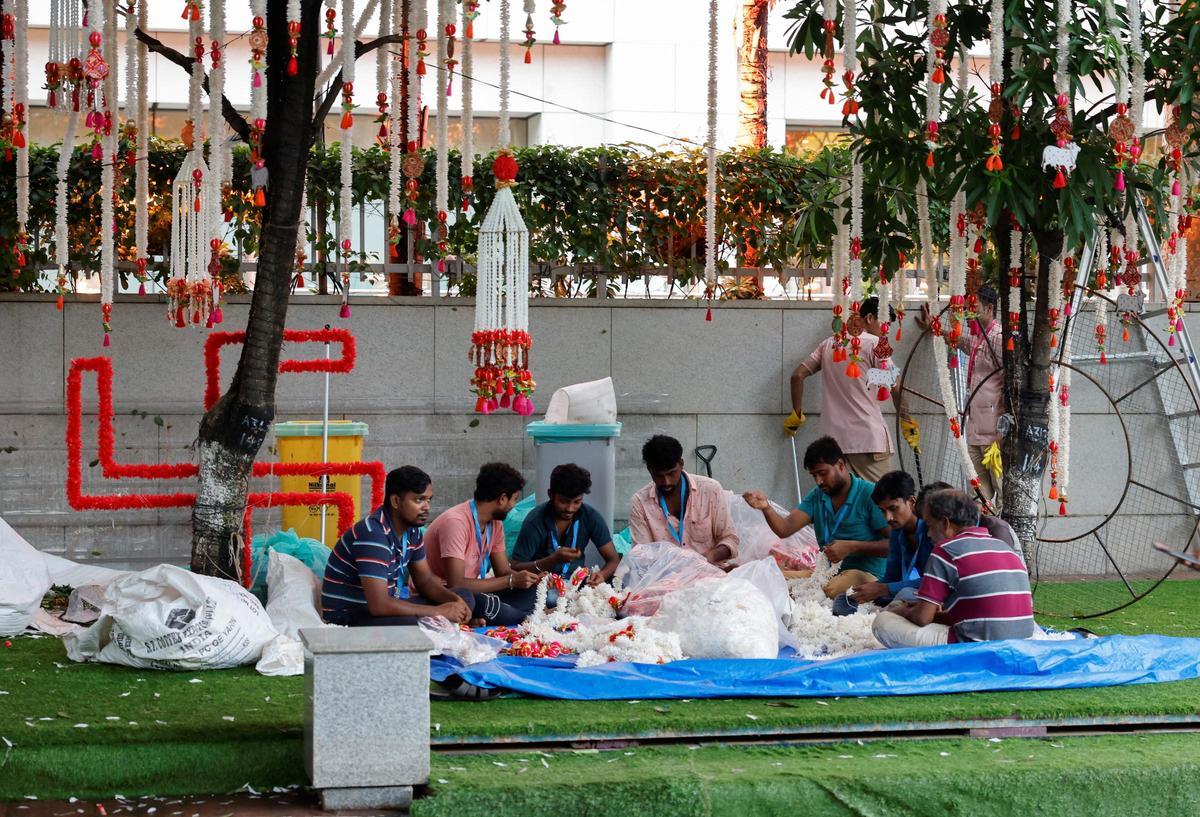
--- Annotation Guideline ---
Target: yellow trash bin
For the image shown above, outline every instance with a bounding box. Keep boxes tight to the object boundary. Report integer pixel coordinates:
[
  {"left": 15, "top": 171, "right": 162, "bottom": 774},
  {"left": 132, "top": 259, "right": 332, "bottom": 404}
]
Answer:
[{"left": 273, "top": 420, "right": 369, "bottom": 547}]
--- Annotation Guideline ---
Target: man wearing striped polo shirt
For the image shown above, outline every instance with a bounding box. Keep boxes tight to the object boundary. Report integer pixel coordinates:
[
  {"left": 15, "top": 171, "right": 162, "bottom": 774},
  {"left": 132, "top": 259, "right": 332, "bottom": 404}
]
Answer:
[
  {"left": 872, "top": 488, "right": 1034, "bottom": 648},
  {"left": 321, "top": 465, "right": 473, "bottom": 627}
]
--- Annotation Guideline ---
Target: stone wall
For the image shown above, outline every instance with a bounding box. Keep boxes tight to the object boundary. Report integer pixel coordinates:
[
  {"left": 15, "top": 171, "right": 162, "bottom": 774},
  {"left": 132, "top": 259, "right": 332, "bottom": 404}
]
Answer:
[{"left": 1, "top": 293, "right": 1194, "bottom": 577}]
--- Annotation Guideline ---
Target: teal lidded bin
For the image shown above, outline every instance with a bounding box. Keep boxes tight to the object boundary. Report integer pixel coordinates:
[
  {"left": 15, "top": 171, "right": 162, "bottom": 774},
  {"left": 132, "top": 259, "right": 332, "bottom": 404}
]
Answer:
[{"left": 525, "top": 421, "right": 622, "bottom": 534}]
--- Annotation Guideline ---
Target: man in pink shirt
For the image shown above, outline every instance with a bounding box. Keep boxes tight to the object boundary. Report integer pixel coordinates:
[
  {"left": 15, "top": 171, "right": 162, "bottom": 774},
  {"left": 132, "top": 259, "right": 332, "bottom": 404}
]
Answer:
[
  {"left": 918, "top": 285, "right": 1006, "bottom": 507},
  {"left": 629, "top": 435, "right": 739, "bottom": 565},
  {"left": 424, "top": 462, "right": 540, "bottom": 625},
  {"left": 786, "top": 296, "right": 896, "bottom": 482}
]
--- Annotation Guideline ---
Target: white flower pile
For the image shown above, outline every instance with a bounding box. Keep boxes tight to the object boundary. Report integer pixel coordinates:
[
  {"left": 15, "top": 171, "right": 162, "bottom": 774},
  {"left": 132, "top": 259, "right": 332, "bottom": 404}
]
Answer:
[
  {"left": 651, "top": 578, "right": 778, "bottom": 660},
  {"left": 785, "top": 555, "right": 882, "bottom": 660}
]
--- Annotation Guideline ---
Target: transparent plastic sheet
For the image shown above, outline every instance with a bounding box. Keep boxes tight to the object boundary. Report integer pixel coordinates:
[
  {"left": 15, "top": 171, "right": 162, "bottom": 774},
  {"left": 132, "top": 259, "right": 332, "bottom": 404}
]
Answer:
[
  {"left": 651, "top": 577, "right": 779, "bottom": 659},
  {"left": 419, "top": 616, "right": 506, "bottom": 665},
  {"left": 0, "top": 515, "right": 53, "bottom": 636},
  {"left": 725, "top": 492, "right": 818, "bottom": 569},
  {"left": 613, "top": 542, "right": 726, "bottom": 617},
  {"left": 728, "top": 558, "right": 802, "bottom": 652}
]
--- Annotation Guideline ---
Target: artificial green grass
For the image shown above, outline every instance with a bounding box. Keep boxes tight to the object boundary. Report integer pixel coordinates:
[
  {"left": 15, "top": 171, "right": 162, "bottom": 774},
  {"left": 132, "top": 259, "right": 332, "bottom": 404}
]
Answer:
[
  {"left": 415, "top": 734, "right": 1200, "bottom": 817},
  {"left": 1, "top": 579, "right": 1197, "bottom": 800}
]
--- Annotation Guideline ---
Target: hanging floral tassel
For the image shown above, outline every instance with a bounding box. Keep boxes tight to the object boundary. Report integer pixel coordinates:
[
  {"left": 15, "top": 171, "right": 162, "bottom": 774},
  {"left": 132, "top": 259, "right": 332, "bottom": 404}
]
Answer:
[
  {"left": 522, "top": 0, "right": 536, "bottom": 64},
  {"left": 550, "top": 1, "right": 565, "bottom": 44}
]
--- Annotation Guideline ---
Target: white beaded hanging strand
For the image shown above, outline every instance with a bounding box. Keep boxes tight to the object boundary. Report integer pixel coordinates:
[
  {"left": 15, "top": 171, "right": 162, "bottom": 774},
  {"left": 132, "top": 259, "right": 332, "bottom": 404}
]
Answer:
[
  {"left": 100, "top": 0, "right": 117, "bottom": 344},
  {"left": 13, "top": 0, "right": 29, "bottom": 250},
  {"left": 386, "top": 0, "right": 402, "bottom": 229},
  {"left": 207, "top": 0, "right": 227, "bottom": 251},
  {"left": 339, "top": 0, "right": 356, "bottom": 317},
  {"left": 460, "top": 0, "right": 475, "bottom": 213},
  {"left": 703, "top": 0, "right": 718, "bottom": 295},
  {"left": 917, "top": 178, "right": 936, "bottom": 306},
  {"left": 135, "top": 0, "right": 150, "bottom": 291},
  {"left": 435, "top": 0, "right": 450, "bottom": 235}
]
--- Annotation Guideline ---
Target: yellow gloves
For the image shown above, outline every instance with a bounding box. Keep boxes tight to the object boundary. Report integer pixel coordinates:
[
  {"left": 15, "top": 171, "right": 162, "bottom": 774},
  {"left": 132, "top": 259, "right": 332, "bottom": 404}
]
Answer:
[
  {"left": 900, "top": 416, "right": 921, "bottom": 452},
  {"left": 982, "top": 442, "right": 1003, "bottom": 481},
  {"left": 784, "top": 410, "right": 806, "bottom": 437}
]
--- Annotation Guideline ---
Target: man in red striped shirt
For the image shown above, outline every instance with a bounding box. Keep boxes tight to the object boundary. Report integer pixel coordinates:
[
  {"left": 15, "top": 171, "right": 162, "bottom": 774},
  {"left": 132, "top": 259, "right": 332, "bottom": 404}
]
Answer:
[{"left": 872, "top": 488, "right": 1034, "bottom": 648}]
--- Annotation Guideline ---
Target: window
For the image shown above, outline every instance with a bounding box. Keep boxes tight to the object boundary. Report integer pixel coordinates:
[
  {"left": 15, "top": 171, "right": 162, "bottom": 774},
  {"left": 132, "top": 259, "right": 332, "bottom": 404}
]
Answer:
[{"left": 785, "top": 125, "right": 847, "bottom": 158}]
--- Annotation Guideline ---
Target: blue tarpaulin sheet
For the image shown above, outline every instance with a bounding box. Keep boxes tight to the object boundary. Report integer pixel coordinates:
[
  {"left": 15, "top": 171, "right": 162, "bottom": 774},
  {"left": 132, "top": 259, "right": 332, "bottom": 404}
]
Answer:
[{"left": 430, "top": 635, "right": 1200, "bottom": 700}]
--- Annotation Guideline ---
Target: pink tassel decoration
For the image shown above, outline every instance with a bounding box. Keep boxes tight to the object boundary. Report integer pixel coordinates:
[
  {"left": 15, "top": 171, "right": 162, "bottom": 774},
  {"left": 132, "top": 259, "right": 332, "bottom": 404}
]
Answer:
[
  {"left": 1114, "top": 171, "right": 1125, "bottom": 192},
  {"left": 102, "top": 333, "right": 111, "bottom": 348},
  {"left": 1177, "top": 318, "right": 1185, "bottom": 332},
  {"left": 137, "top": 282, "right": 146, "bottom": 296},
  {"left": 212, "top": 307, "right": 223, "bottom": 324},
  {"left": 499, "top": 391, "right": 512, "bottom": 409},
  {"left": 553, "top": 29, "right": 560, "bottom": 44},
  {"left": 1169, "top": 334, "right": 1177, "bottom": 347},
  {"left": 339, "top": 303, "right": 352, "bottom": 319},
  {"left": 1173, "top": 180, "right": 1182, "bottom": 196},
  {"left": 253, "top": 71, "right": 262, "bottom": 88},
  {"left": 402, "top": 208, "right": 417, "bottom": 226},
  {"left": 437, "top": 259, "right": 447, "bottom": 273},
  {"left": 91, "top": 142, "right": 103, "bottom": 160}
]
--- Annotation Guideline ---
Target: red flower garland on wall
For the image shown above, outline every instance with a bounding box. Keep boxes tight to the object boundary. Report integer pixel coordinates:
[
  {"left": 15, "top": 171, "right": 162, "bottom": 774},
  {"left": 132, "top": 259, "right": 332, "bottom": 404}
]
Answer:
[{"left": 204, "top": 328, "right": 357, "bottom": 410}]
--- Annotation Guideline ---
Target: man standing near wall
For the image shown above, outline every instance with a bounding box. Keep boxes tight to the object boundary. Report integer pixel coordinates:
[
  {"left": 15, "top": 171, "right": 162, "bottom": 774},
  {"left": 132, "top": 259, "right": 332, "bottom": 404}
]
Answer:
[
  {"left": 917, "top": 285, "right": 1006, "bottom": 508},
  {"left": 785, "top": 296, "right": 896, "bottom": 482}
]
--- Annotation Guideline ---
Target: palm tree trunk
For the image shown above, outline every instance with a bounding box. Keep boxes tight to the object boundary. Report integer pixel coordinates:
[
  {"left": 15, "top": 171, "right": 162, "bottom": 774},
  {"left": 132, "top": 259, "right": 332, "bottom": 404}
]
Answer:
[
  {"left": 191, "top": 0, "right": 323, "bottom": 578},
  {"left": 737, "top": 0, "right": 769, "bottom": 149}
]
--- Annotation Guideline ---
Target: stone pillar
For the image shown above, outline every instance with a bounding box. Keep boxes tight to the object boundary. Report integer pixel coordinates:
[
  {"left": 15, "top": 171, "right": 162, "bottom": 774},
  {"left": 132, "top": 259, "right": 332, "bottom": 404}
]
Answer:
[{"left": 301, "top": 626, "right": 433, "bottom": 810}]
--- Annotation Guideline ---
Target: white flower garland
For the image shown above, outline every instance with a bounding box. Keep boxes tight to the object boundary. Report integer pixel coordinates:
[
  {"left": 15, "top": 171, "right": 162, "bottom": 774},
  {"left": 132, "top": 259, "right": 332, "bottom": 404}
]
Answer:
[
  {"left": 932, "top": 333, "right": 980, "bottom": 487},
  {"left": 207, "top": 0, "right": 227, "bottom": 250},
  {"left": 1059, "top": 321, "right": 1073, "bottom": 509},
  {"left": 317, "top": 0, "right": 379, "bottom": 87},
  {"left": 1094, "top": 292, "right": 1109, "bottom": 362},
  {"left": 435, "top": 0, "right": 450, "bottom": 223},
  {"left": 849, "top": 159, "right": 863, "bottom": 300},
  {"left": 1007, "top": 224, "right": 1022, "bottom": 350},
  {"left": 386, "top": 0, "right": 402, "bottom": 224},
  {"left": 339, "top": 0, "right": 356, "bottom": 316},
  {"left": 785, "top": 556, "right": 881, "bottom": 659},
  {"left": 250, "top": 0, "right": 267, "bottom": 123},
  {"left": 948, "top": 190, "right": 966, "bottom": 322},
  {"left": 1128, "top": 0, "right": 1144, "bottom": 138},
  {"left": 917, "top": 177, "right": 937, "bottom": 306},
  {"left": 820, "top": 0, "right": 837, "bottom": 103},
  {"left": 48, "top": 0, "right": 82, "bottom": 111},
  {"left": 924, "top": 0, "right": 947, "bottom": 167},
  {"left": 460, "top": 0, "right": 475, "bottom": 213},
  {"left": 1054, "top": 0, "right": 1070, "bottom": 99},
  {"left": 376, "top": 0, "right": 392, "bottom": 109},
  {"left": 704, "top": 0, "right": 718, "bottom": 288},
  {"left": 98, "top": 2, "right": 117, "bottom": 342},
  {"left": 54, "top": 109, "right": 79, "bottom": 285},
  {"left": 135, "top": 0, "right": 149, "bottom": 288},
  {"left": 286, "top": 0, "right": 302, "bottom": 75},
  {"left": 13, "top": 0, "right": 29, "bottom": 244}
]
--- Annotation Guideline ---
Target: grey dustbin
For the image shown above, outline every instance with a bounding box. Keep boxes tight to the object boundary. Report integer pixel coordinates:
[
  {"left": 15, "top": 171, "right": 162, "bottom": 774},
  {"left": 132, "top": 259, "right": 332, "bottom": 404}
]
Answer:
[{"left": 525, "top": 421, "right": 623, "bottom": 555}]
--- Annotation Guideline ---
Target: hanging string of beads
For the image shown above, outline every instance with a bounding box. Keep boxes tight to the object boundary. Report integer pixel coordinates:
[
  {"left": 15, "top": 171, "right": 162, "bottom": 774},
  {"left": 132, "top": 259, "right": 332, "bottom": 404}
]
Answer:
[
  {"left": 10, "top": 0, "right": 29, "bottom": 269},
  {"left": 324, "top": 0, "right": 338, "bottom": 60},
  {"left": 522, "top": 0, "right": 536, "bottom": 64},
  {"left": 248, "top": 0, "right": 268, "bottom": 209},
  {"left": 401, "top": 0, "right": 426, "bottom": 237},
  {"left": 1118, "top": 211, "right": 1139, "bottom": 342},
  {"left": 434, "top": 0, "right": 452, "bottom": 276},
  {"left": 985, "top": 0, "right": 1003, "bottom": 172},
  {"left": 845, "top": 161, "right": 865, "bottom": 379},
  {"left": 1048, "top": 0, "right": 1072, "bottom": 189},
  {"left": 1006, "top": 220, "right": 1022, "bottom": 351},
  {"left": 830, "top": 197, "right": 849, "bottom": 361},
  {"left": 338, "top": 0, "right": 356, "bottom": 318},
  {"left": 924, "top": 0, "right": 947, "bottom": 168},
  {"left": 550, "top": 0, "right": 565, "bottom": 44},
  {"left": 374, "top": 0, "right": 391, "bottom": 147},
  {"left": 99, "top": 1, "right": 117, "bottom": 345},
  {"left": 82, "top": 0, "right": 110, "bottom": 158},
  {"left": 1105, "top": 0, "right": 1132, "bottom": 195},
  {"left": 1058, "top": 318, "right": 1073, "bottom": 516},
  {"left": 703, "top": 0, "right": 718, "bottom": 320},
  {"left": 130, "top": 0, "right": 150, "bottom": 294},
  {"left": 53, "top": 104, "right": 80, "bottom": 310},
  {"left": 385, "top": 0, "right": 403, "bottom": 263},
  {"left": 460, "top": 0, "right": 476, "bottom": 214},
  {"left": 946, "top": 190, "right": 967, "bottom": 366},
  {"left": 287, "top": 0, "right": 302, "bottom": 75},
  {"left": 444, "top": 0, "right": 458, "bottom": 96},
  {"left": 1094, "top": 288, "right": 1109, "bottom": 364},
  {"left": 205, "top": 0, "right": 227, "bottom": 327}
]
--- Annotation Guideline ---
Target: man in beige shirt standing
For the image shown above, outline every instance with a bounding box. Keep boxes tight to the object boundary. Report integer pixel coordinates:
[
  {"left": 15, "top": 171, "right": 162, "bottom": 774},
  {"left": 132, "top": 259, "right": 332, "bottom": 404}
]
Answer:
[{"left": 785, "top": 296, "right": 896, "bottom": 482}]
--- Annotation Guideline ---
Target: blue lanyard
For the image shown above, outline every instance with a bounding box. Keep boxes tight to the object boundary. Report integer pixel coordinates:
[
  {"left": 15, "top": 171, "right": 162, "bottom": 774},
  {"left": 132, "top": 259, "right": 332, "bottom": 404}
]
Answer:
[
  {"left": 549, "top": 518, "right": 581, "bottom": 576},
  {"left": 902, "top": 522, "right": 925, "bottom": 581},
  {"left": 820, "top": 482, "right": 855, "bottom": 548},
  {"left": 396, "top": 529, "right": 412, "bottom": 599},
  {"left": 658, "top": 476, "right": 688, "bottom": 546},
  {"left": 470, "top": 500, "right": 492, "bottom": 579}
]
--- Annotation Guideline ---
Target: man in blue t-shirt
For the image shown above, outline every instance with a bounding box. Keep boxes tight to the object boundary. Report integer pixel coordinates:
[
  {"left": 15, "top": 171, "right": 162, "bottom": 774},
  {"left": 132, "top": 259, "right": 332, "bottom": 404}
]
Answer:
[
  {"left": 512, "top": 463, "right": 622, "bottom": 587},
  {"left": 321, "top": 465, "right": 473, "bottom": 626},
  {"left": 743, "top": 436, "right": 888, "bottom": 598},
  {"left": 835, "top": 473, "right": 942, "bottom": 614}
]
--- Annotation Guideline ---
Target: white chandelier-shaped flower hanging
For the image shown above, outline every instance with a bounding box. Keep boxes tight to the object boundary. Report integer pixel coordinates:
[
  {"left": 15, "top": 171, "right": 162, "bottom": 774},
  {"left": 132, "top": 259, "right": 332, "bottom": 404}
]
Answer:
[{"left": 470, "top": 0, "right": 534, "bottom": 416}]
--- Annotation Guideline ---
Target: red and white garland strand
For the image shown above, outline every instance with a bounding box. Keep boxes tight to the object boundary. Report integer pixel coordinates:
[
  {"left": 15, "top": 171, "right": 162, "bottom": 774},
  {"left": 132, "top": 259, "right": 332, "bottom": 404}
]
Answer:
[
  {"left": 286, "top": 0, "right": 302, "bottom": 76},
  {"left": 933, "top": 331, "right": 982, "bottom": 493},
  {"left": 819, "top": 0, "right": 837, "bottom": 104},
  {"left": 46, "top": 0, "right": 83, "bottom": 112},
  {"left": 399, "top": 0, "right": 425, "bottom": 232},
  {"left": 338, "top": 0, "right": 356, "bottom": 318},
  {"left": 434, "top": 0, "right": 452, "bottom": 273},
  {"left": 133, "top": 0, "right": 150, "bottom": 294},
  {"left": 470, "top": 0, "right": 534, "bottom": 416},
  {"left": 374, "top": 0, "right": 391, "bottom": 147},
  {"left": 205, "top": 0, "right": 227, "bottom": 327},
  {"left": 1046, "top": 256, "right": 1069, "bottom": 513},
  {"left": 385, "top": 0, "right": 403, "bottom": 260},
  {"left": 12, "top": 0, "right": 29, "bottom": 267},
  {"left": 460, "top": 0, "right": 476, "bottom": 214},
  {"left": 1048, "top": 0, "right": 1072, "bottom": 189},
  {"left": 703, "top": 0, "right": 718, "bottom": 317},
  {"left": 917, "top": 178, "right": 936, "bottom": 306},
  {"left": 984, "top": 0, "right": 1004, "bottom": 173},
  {"left": 98, "top": 1, "right": 117, "bottom": 344},
  {"left": 1006, "top": 222, "right": 1022, "bottom": 351},
  {"left": 249, "top": 0, "right": 268, "bottom": 210},
  {"left": 924, "top": 0, "right": 947, "bottom": 168}
]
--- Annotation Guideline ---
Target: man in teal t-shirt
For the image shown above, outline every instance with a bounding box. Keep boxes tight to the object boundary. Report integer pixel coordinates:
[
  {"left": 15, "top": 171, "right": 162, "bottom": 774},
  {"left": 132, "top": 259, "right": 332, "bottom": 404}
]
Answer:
[{"left": 743, "top": 436, "right": 889, "bottom": 598}]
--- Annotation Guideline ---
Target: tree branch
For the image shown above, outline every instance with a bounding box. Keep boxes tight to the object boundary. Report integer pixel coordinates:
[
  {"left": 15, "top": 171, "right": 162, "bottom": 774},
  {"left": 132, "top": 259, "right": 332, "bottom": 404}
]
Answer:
[
  {"left": 310, "top": 34, "right": 407, "bottom": 137},
  {"left": 133, "top": 27, "right": 251, "bottom": 143}
]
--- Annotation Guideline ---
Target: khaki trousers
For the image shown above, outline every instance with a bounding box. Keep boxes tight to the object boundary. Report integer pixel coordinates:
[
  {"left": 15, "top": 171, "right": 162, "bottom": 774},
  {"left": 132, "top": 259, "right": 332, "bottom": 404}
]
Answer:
[
  {"left": 968, "top": 444, "right": 1000, "bottom": 510},
  {"left": 785, "top": 568, "right": 877, "bottom": 599},
  {"left": 845, "top": 451, "right": 896, "bottom": 483}
]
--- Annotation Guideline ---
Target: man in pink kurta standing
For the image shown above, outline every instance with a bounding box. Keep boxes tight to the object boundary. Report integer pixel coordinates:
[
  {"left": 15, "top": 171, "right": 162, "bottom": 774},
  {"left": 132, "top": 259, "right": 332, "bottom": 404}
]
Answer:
[
  {"left": 629, "top": 435, "right": 739, "bottom": 566},
  {"left": 785, "top": 296, "right": 897, "bottom": 482},
  {"left": 959, "top": 286, "right": 1005, "bottom": 507}
]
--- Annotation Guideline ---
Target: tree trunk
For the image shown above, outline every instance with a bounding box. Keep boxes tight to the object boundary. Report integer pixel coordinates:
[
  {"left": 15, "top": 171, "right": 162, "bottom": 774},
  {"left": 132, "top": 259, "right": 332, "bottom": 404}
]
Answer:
[
  {"left": 191, "top": 0, "right": 323, "bottom": 578},
  {"left": 736, "top": 0, "right": 769, "bottom": 150},
  {"left": 1000, "top": 228, "right": 1063, "bottom": 556}
]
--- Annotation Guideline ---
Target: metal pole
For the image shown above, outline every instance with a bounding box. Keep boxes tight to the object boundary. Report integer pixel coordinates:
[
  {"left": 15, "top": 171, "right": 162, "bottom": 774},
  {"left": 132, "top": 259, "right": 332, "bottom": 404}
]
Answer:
[
  {"left": 320, "top": 324, "right": 332, "bottom": 543},
  {"left": 789, "top": 436, "right": 803, "bottom": 507}
]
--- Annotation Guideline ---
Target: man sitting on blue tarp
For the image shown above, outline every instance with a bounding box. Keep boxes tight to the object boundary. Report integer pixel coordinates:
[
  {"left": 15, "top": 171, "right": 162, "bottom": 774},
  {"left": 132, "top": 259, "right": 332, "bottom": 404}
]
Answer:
[
  {"left": 830, "top": 471, "right": 938, "bottom": 615},
  {"left": 743, "top": 436, "right": 889, "bottom": 599},
  {"left": 512, "top": 463, "right": 621, "bottom": 588},
  {"left": 872, "top": 488, "right": 1035, "bottom": 647}
]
